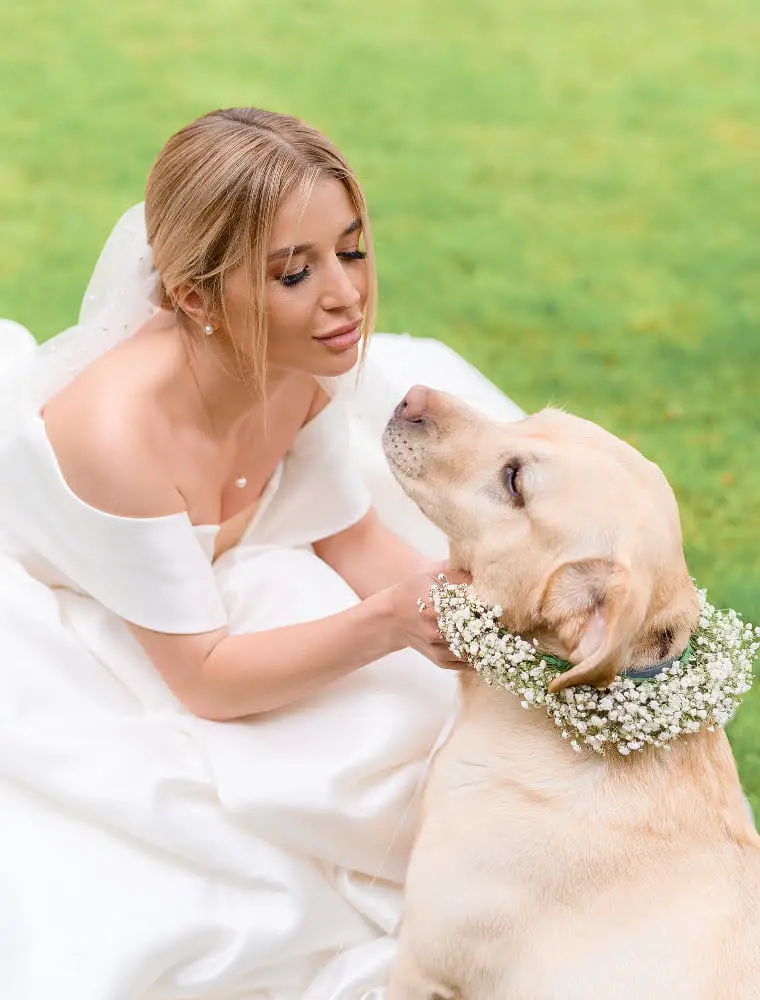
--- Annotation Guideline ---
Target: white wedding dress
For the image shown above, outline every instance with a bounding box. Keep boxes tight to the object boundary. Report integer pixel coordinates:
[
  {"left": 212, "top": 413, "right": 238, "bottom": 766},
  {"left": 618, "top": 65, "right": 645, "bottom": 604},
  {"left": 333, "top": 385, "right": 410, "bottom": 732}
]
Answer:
[{"left": 0, "top": 206, "right": 523, "bottom": 1000}]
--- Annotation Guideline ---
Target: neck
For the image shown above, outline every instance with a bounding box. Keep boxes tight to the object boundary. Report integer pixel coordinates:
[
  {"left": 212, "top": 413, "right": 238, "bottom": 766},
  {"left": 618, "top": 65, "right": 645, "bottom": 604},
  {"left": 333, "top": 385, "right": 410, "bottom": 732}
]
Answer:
[
  {"left": 455, "top": 670, "right": 757, "bottom": 843},
  {"left": 178, "top": 325, "right": 289, "bottom": 439},
  {"left": 447, "top": 542, "right": 679, "bottom": 673},
  {"left": 444, "top": 548, "right": 757, "bottom": 843}
]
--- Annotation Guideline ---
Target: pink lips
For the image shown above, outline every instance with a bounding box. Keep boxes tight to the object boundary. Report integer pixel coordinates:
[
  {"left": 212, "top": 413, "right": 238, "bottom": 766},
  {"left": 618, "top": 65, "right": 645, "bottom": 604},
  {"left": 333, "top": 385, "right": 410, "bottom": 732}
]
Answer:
[{"left": 314, "top": 321, "right": 363, "bottom": 352}]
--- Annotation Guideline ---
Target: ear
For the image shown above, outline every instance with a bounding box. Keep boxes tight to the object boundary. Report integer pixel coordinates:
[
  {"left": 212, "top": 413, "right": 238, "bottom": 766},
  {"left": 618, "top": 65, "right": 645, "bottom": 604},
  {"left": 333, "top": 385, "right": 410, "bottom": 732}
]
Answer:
[
  {"left": 540, "top": 558, "right": 646, "bottom": 693},
  {"left": 172, "top": 283, "right": 206, "bottom": 326}
]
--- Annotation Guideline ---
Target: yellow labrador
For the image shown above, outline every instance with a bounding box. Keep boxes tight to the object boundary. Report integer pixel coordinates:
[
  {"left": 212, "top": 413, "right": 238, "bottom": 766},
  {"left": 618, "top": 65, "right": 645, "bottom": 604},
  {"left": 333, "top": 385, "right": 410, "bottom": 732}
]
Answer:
[{"left": 383, "top": 386, "right": 760, "bottom": 1000}]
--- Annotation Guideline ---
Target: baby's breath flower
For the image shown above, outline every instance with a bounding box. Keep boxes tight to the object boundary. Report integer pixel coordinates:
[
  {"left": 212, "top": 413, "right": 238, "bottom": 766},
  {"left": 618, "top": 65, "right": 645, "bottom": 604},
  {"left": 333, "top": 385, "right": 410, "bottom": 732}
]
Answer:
[{"left": 430, "top": 583, "right": 759, "bottom": 757}]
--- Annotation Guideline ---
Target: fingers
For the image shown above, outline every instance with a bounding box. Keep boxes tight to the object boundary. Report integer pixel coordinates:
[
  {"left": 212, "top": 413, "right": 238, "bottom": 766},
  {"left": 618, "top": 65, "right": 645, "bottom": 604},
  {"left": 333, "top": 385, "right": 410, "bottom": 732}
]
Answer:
[
  {"left": 416, "top": 577, "right": 469, "bottom": 616},
  {"left": 425, "top": 562, "right": 472, "bottom": 588},
  {"left": 415, "top": 586, "right": 468, "bottom": 659},
  {"left": 410, "top": 621, "right": 470, "bottom": 671},
  {"left": 434, "top": 650, "right": 470, "bottom": 671},
  {"left": 396, "top": 564, "right": 472, "bottom": 671},
  {"left": 438, "top": 573, "right": 471, "bottom": 591},
  {"left": 431, "top": 570, "right": 471, "bottom": 588},
  {"left": 429, "top": 634, "right": 469, "bottom": 671},
  {"left": 419, "top": 615, "right": 444, "bottom": 644}
]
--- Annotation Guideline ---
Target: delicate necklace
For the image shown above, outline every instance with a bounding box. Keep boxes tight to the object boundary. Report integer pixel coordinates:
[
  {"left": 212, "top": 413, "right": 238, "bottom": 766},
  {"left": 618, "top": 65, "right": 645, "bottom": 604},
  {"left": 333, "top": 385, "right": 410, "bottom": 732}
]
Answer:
[{"left": 185, "top": 348, "right": 250, "bottom": 490}]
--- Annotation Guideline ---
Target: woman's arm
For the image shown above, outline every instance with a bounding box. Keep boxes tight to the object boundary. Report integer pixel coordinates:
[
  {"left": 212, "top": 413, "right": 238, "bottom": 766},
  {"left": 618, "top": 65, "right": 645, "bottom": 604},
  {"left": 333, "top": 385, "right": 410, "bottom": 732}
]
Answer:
[
  {"left": 313, "top": 508, "right": 437, "bottom": 598},
  {"left": 129, "top": 591, "right": 395, "bottom": 721},
  {"left": 129, "top": 561, "right": 465, "bottom": 722}
]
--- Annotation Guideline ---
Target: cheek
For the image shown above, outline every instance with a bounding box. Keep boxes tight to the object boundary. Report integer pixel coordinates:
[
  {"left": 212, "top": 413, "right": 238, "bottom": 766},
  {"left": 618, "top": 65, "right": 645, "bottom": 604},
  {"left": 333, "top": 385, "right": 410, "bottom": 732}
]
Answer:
[
  {"left": 266, "top": 286, "right": 314, "bottom": 340},
  {"left": 224, "top": 281, "right": 252, "bottom": 334},
  {"left": 473, "top": 523, "right": 541, "bottom": 617},
  {"left": 417, "top": 475, "right": 491, "bottom": 540}
]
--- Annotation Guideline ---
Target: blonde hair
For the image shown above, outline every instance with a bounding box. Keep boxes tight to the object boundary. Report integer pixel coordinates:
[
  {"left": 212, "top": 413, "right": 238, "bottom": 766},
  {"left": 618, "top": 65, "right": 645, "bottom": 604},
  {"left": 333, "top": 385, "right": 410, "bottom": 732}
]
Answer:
[{"left": 144, "top": 107, "right": 376, "bottom": 390}]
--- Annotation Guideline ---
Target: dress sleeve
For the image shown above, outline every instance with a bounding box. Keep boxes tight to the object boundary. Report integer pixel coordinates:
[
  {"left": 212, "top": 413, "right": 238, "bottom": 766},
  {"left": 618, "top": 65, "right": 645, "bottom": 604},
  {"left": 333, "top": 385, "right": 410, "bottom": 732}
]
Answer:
[
  {"left": 0, "top": 414, "right": 228, "bottom": 635},
  {"left": 251, "top": 399, "right": 372, "bottom": 549}
]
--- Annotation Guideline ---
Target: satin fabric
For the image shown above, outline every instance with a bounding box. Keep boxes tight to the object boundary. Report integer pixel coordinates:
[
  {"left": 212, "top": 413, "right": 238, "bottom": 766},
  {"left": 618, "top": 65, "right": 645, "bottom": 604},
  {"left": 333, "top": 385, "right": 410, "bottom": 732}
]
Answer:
[{"left": 0, "top": 322, "right": 523, "bottom": 999}]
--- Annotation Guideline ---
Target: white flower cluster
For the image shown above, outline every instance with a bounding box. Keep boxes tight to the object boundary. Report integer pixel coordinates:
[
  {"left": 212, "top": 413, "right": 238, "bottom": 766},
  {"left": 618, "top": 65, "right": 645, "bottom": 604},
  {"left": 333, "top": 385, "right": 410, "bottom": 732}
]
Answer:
[{"left": 429, "top": 580, "right": 760, "bottom": 756}]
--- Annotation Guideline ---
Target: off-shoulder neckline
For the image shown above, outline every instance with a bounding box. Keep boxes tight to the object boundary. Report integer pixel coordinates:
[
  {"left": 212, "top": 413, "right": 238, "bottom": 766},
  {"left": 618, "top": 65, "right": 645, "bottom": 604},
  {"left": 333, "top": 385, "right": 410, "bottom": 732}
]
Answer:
[{"left": 30, "top": 400, "right": 337, "bottom": 535}]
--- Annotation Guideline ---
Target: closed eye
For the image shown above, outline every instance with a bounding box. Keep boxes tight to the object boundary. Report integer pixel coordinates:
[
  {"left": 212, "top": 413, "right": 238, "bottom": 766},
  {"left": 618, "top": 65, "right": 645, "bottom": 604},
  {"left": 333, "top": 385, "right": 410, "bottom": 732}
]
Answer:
[
  {"left": 502, "top": 463, "right": 524, "bottom": 507},
  {"left": 279, "top": 265, "right": 311, "bottom": 287}
]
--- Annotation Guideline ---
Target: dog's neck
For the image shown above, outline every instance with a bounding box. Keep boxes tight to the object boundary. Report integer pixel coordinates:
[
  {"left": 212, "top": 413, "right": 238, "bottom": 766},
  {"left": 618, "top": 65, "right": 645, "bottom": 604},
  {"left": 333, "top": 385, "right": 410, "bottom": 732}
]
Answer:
[
  {"left": 447, "top": 544, "right": 583, "bottom": 667},
  {"left": 448, "top": 543, "right": 676, "bottom": 673},
  {"left": 447, "top": 543, "right": 754, "bottom": 841},
  {"left": 452, "top": 665, "right": 756, "bottom": 845},
  {"left": 454, "top": 652, "right": 755, "bottom": 845}
]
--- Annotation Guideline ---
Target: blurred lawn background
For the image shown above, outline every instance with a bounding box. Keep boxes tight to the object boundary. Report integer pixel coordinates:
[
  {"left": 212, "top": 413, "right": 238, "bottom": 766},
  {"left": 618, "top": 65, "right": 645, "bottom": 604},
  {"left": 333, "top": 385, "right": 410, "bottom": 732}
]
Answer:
[{"left": 1, "top": 0, "right": 758, "bottom": 804}]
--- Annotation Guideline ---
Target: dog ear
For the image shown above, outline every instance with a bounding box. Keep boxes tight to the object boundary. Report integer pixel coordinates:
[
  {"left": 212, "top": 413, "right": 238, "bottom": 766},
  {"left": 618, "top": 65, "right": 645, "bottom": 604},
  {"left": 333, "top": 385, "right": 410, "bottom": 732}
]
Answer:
[{"left": 540, "top": 558, "right": 646, "bottom": 693}]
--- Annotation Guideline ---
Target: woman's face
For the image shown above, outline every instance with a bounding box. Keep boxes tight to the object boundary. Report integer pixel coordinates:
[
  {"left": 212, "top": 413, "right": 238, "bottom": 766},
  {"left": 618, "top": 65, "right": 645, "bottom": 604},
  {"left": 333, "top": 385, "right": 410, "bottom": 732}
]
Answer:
[{"left": 225, "top": 177, "right": 369, "bottom": 379}]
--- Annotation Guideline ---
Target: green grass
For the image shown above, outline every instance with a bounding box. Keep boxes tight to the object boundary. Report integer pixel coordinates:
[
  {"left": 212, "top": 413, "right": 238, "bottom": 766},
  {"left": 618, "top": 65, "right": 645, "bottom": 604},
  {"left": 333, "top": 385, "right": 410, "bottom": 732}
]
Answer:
[{"left": 1, "top": 0, "right": 759, "bottom": 806}]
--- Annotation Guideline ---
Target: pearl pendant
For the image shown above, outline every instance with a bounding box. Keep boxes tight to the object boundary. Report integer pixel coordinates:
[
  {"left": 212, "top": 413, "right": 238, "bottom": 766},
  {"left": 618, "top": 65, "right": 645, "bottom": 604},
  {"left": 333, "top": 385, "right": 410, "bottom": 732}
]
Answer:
[{"left": 234, "top": 476, "right": 248, "bottom": 489}]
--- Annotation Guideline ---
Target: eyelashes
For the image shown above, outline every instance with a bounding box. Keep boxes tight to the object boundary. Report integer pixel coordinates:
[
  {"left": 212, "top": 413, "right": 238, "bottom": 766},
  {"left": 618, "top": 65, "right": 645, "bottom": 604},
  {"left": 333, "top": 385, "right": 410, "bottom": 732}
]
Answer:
[
  {"left": 279, "top": 266, "right": 311, "bottom": 287},
  {"left": 277, "top": 249, "right": 368, "bottom": 288}
]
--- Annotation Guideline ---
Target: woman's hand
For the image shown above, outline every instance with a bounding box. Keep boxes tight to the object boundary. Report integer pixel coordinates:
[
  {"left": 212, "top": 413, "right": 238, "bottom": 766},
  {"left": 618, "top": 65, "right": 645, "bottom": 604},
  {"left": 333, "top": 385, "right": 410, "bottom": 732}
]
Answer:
[{"left": 383, "top": 562, "right": 472, "bottom": 670}]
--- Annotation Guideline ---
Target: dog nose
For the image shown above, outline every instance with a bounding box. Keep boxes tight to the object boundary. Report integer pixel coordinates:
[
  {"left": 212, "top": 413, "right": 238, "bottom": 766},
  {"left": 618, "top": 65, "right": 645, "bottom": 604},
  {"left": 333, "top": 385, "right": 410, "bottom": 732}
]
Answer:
[{"left": 396, "top": 385, "right": 429, "bottom": 423}]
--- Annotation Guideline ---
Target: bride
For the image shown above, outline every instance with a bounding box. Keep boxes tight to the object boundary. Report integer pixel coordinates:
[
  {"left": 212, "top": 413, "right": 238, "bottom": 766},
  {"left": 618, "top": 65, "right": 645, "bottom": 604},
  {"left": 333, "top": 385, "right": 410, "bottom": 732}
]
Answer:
[{"left": 0, "top": 107, "right": 522, "bottom": 999}]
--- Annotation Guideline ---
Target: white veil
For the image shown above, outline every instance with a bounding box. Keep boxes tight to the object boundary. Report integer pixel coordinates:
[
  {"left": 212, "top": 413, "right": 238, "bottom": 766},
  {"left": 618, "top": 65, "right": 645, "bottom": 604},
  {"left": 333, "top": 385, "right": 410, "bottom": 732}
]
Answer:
[{"left": 20, "top": 204, "right": 162, "bottom": 408}]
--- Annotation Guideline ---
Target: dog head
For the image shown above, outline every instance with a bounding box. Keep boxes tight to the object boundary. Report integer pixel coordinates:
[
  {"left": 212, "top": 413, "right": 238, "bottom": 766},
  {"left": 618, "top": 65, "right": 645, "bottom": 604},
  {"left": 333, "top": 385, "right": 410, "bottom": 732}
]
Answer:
[{"left": 383, "top": 386, "right": 699, "bottom": 691}]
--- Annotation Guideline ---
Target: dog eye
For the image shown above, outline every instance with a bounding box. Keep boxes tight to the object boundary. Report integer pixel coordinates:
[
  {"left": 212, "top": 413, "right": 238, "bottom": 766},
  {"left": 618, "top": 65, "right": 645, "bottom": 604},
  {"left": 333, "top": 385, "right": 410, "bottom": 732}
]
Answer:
[{"left": 502, "top": 464, "right": 524, "bottom": 505}]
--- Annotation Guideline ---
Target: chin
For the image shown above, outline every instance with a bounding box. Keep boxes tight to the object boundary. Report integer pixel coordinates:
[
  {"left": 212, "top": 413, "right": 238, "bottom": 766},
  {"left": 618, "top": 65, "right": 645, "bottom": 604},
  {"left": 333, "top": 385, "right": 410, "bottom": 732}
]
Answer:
[{"left": 316, "top": 343, "right": 361, "bottom": 376}]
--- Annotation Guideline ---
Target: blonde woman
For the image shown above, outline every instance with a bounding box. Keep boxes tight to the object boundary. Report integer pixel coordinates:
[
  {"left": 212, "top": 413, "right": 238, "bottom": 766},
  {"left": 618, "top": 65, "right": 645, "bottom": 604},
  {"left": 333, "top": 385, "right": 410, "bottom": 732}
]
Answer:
[{"left": 0, "top": 108, "right": 521, "bottom": 999}]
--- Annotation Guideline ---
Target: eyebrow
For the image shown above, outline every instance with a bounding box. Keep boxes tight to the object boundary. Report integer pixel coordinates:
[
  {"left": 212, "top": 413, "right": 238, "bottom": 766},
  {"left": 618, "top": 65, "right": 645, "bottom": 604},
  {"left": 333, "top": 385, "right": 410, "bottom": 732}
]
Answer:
[{"left": 267, "top": 217, "right": 362, "bottom": 262}]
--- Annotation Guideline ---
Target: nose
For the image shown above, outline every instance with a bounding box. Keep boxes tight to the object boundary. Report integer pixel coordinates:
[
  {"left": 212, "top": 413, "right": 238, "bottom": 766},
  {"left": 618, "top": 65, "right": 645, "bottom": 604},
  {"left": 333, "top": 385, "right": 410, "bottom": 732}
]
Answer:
[
  {"left": 395, "top": 385, "right": 429, "bottom": 422},
  {"left": 322, "top": 256, "right": 362, "bottom": 311}
]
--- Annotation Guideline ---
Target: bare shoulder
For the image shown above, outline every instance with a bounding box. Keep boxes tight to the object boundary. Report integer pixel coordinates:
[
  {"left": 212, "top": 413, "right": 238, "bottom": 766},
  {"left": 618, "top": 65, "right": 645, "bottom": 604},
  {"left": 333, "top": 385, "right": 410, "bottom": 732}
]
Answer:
[{"left": 42, "top": 332, "right": 186, "bottom": 519}]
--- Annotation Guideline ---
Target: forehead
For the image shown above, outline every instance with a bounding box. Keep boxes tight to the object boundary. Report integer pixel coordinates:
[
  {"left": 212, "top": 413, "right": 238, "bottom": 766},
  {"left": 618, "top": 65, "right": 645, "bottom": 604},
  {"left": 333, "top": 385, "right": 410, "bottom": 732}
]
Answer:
[
  {"left": 505, "top": 409, "right": 633, "bottom": 458},
  {"left": 477, "top": 407, "right": 657, "bottom": 484},
  {"left": 270, "top": 176, "right": 357, "bottom": 248},
  {"left": 520, "top": 408, "right": 610, "bottom": 443}
]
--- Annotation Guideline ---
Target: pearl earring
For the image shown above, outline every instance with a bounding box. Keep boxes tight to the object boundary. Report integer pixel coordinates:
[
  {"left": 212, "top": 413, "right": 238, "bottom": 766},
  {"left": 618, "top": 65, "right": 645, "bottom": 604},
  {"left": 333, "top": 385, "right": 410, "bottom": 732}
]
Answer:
[{"left": 203, "top": 323, "right": 214, "bottom": 337}]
